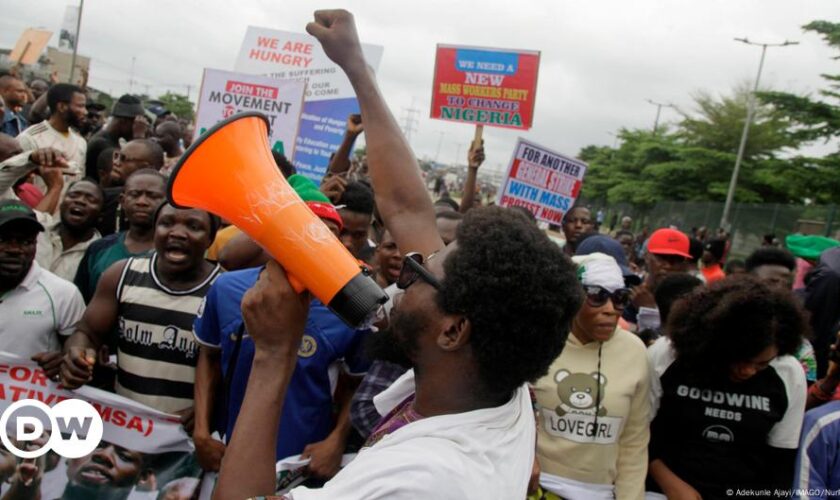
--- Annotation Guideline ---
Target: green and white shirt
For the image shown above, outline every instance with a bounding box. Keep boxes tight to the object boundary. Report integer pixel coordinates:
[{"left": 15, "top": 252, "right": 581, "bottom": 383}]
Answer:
[{"left": 0, "top": 261, "right": 85, "bottom": 356}]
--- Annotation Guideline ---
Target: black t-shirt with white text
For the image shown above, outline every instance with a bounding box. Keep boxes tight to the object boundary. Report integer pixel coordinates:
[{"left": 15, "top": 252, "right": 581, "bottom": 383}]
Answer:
[{"left": 647, "top": 338, "right": 805, "bottom": 500}]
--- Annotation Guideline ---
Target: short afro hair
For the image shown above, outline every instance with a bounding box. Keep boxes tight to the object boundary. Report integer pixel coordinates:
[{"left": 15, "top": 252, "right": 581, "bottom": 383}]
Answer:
[
  {"left": 745, "top": 247, "right": 796, "bottom": 273},
  {"left": 133, "top": 139, "right": 165, "bottom": 169},
  {"left": 435, "top": 210, "right": 463, "bottom": 221},
  {"left": 434, "top": 197, "right": 460, "bottom": 212},
  {"left": 272, "top": 151, "right": 296, "bottom": 179},
  {"left": 508, "top": 205, "right": 537, "bottom": 224},
  {"left": 654, "top": 273, "right": 703, "bottom": 323},
  {"left": 667, "top": 276, "right": 808, "bottom": 379},
  {"left": 338, "top": 181, "right": 374, "bottom": 215},
  {"left": 438, "top": 206, "right": 583, "bottom": 397},
  {"left": 47, "top": 83, "right": 84, "bottom": 112}
]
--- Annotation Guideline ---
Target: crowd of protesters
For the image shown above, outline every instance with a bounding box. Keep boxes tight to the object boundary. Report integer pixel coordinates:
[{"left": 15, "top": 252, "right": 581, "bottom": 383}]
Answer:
[{"left": 1, "top": 9, "right": 840, "bottom": 500}]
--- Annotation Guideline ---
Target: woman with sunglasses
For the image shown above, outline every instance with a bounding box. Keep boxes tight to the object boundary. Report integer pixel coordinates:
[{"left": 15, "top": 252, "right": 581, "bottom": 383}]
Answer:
[{"left": 532, "top": 253, "right": 651, "bottom": 500}]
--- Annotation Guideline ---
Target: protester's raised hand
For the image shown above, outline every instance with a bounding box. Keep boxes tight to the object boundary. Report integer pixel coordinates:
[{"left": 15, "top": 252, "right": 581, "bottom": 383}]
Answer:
[
  {"left": 241, "top": 260, "right": 310, "bottom": 357},
  {"left": 305, "top": 10, "right": 366, "bottom": 75},
  {"left": 59, "top": 346, "right": 96, "bottom": 389},
  {"left": 133, "top": 115, "right": 151, "bottom": 139},
  {"left": 468, "top": 140, "right": 485, "bottom": 169},
  {"left": 320, "top": 174, "right": 348, "bottom": 204},
  {"left": 28, "top": 148, "right": 68, "bottom": 168},
  {"left": 346, "top": 113, "right": 363, "bottom": 135}
]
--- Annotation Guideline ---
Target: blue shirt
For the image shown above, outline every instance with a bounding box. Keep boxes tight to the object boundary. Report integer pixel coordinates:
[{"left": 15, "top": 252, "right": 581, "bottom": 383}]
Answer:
[
  {"left": 193, "top": 267, "right": 371, "bottom": 459},
  {"left": 1, "top": 111, "right": 28, "bottom": 137},
  {"left": 793, "top": 400, "right": 840, "bottom": 496}
]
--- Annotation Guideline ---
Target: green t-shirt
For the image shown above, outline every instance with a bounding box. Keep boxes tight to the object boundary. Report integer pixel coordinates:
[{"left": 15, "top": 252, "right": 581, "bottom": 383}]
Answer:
[{"left": 74, "top": 232, "right": 151, "bottom": 303}]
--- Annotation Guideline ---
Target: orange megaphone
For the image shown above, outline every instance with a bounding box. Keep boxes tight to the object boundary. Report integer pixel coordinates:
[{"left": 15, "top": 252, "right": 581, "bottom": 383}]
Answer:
[{"left": 167, "top": 112, "right": 387, "bottom": 328}]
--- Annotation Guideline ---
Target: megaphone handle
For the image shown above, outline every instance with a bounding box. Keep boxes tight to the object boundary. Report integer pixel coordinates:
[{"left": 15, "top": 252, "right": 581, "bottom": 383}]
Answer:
[{"left": 288, "top": 274, "right": 306, "bottom": 294}]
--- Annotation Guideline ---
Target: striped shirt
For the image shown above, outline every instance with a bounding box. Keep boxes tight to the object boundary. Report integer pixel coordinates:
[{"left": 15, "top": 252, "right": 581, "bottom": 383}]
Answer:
[{"left": 115, "top": 253, "right": 221, "bottom": 413}]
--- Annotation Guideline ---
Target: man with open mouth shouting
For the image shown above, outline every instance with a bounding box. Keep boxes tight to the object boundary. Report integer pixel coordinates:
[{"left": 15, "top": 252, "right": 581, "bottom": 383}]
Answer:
[{"left": 60, "top": 201, "right": 222, "bottom": 432}]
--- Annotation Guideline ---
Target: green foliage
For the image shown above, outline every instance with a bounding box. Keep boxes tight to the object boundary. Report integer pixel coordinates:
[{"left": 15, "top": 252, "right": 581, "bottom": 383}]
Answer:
[
  {"left": 581, "top": 21, "right": 840, "bottom": 206},
  {"left": 156, "top": 92, "right": 195, "bottom": 121}
]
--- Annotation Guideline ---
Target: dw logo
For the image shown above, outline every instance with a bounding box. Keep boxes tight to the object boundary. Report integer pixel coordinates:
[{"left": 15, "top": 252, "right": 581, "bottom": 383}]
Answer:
[{"left": 0, "top": 399, "right": 103, "bottom": 459}]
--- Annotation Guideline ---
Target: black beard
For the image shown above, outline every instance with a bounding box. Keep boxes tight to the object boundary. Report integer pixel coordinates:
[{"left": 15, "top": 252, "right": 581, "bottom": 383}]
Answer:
[
  {"left": 64, "top": 110, "right": 84, "bottom": 131},
  {"left": 363, "top": 308, "right": 426, "bottom": 368}
]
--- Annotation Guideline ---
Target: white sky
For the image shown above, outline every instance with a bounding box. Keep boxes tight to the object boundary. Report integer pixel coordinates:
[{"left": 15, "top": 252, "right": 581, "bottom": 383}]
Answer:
[{"left": 3, "top": 0, "right": 839, "bottom": 174}]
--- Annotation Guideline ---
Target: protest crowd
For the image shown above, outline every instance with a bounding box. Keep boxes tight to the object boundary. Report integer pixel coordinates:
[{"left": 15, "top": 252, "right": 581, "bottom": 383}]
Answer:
[{"left": 2, "top": 7, "right": 840, "bottom": 500}]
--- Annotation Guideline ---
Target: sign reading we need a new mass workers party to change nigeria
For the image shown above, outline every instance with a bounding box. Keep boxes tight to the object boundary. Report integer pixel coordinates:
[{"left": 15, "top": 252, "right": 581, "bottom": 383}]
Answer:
[
  {"left": 431, "top": 45, "right": 540, "bottom": 130},
  {"left": 234, "top": 27, "right": 384, "bottom": 181},
  {"left": 194, "top": 69, "right": 305, "bottom": 161},
  {"left": 497, "top": 138, "right": 588, "bottom": 225}
]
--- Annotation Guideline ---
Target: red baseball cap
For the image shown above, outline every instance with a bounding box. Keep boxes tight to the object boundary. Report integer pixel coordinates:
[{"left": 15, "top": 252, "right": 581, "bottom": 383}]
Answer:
[{"left": 648, "top": 228, "right": 692, "bottom": 259}]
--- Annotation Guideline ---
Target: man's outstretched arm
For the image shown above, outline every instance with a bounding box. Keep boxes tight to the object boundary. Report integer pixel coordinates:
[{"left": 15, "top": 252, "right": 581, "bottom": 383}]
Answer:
[{"left": 307, "top": 10, "right": 444, "bottom": 258}]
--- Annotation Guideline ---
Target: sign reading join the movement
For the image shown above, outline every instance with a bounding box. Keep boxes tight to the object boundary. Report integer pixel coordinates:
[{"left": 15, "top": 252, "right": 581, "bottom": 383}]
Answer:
[
  {"left": 431, "top": 45, "right": 541, "bottom": 130},
  {"left": 235, "top": 27, "right": 384, "bottom": 180},
  {"left": 497, "top": 139, "right": 587, "bottom": 224},
  {"left": 194, "top": 69, "right": 305, "bottom": 157}
]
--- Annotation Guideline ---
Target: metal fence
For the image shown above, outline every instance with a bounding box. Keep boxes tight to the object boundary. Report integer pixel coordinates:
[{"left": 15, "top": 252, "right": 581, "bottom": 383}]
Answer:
[{"left": 585, "top": 200, "right": 840, "bottom": 259}]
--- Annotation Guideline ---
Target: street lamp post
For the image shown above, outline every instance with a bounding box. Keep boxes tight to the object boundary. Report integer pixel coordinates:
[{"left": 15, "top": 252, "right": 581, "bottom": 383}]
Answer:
[
  {"left": 68, "top": 0, "right": 85, "bottom": 84},
  {"left": 646, "top": 99, "right": 675, "bottom": 134},
  {"left": 719, "top": 37, "right": 798, "bottom": 230}
]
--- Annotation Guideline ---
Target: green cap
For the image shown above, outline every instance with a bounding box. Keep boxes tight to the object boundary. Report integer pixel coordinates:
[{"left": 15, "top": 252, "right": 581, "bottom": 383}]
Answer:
[
  {"left": 785, "top": 234, "right": 840, "bottom": 260},
  {"left": 288, "top": 174, "right": 331, "bottom": 204}
]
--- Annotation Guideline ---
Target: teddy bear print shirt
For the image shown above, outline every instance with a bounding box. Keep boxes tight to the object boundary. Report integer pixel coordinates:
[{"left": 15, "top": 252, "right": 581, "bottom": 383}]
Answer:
[{"left": 533, "top": 328, "right": 651, "bottom": 500}]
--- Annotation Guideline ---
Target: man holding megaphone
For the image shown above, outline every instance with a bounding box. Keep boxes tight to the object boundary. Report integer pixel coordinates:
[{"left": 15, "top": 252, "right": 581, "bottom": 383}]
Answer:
[{"left": 213, "top": 10, "right": 582, "bottom": 500}]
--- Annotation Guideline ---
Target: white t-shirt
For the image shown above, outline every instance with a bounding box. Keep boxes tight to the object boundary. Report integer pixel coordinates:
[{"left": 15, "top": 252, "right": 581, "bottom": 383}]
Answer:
[
  {"left": 0, "top": 261, "right": 84, "bottom": 356},
  {"left": 290, "top": 370, "right": 535, "bottom": 500}
]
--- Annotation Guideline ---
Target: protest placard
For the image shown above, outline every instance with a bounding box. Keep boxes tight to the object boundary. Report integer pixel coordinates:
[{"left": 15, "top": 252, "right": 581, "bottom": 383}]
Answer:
[
  {"left": 431, "top": 45, "right": 540, "bottom": 130},
  {"left": 0, "top": 353, "right": 200, "bottom": 500},
  {"left": 235, "top": 27, "right": 384, "bottom": 180},
  {"left": 194, "top": 69, "right": 305, "bottom": 158},
  {"left": 497, "top": 138, "right": 588, "bottom": 224},
  {"left": 9, "top": 29, "right": 53, "bottom": 65}
]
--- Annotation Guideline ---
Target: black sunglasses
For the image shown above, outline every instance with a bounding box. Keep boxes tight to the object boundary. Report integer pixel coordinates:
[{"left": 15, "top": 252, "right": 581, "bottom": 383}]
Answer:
[
  {"left": 397, "top": 252, "right": 442, "bottom": 291},
  {"left": 584, "top": 285, "right": 631, "bottom": 310}
]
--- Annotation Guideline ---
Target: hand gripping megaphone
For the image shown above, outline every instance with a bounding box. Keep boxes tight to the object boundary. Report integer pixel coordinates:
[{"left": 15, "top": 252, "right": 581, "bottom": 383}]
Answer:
[{"left": 167, "top": 112, "right": 387, "bottom": 328}]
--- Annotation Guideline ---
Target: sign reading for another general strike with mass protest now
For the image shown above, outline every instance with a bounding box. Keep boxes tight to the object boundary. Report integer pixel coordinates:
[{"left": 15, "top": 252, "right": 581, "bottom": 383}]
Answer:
[
  {"left": 497, "top": 138, "right": 588, "bottom": 225},
  {"left": 194, "top": 69, "right": 305, "bottom": 158},
  {"left": 430, "top": 45, "right": 540, "bottom": 130}
]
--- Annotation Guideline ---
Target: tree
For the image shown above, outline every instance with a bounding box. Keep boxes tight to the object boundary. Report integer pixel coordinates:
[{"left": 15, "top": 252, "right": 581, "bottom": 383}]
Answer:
[
  {"left": 757, "top": 21, "right": 840, "bottom": 204},
  {"left": 157, "top": 92, "right": 195, "bottom": 121},
  {"left": 579, "top": 85, "right": 805, "bottom": 206}
]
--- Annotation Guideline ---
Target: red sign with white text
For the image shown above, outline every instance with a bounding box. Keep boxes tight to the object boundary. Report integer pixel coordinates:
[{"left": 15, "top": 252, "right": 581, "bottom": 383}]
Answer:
[{"left": 430, "top": 45, "right": 540, "bottom": 130}]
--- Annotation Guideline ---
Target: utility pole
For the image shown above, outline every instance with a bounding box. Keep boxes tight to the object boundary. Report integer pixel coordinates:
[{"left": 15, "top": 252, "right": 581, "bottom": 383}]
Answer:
[
  {"left": 401, "top": 97, "right": 420, "bottom": 146},
  {"left": 68, "top": 0, "right": 84, "bottom": 84},
  {"left": 128, "top": 56, "right": 136, "bottom": 93},
  {"left": 646, "top": 99, "right": 675, "bottom": 134},
  {"left": 720, "top": 37, "right": 798, "bottom": 230},
  {"left": 434, "top": 131, "right": 445, "bottom": 163}
]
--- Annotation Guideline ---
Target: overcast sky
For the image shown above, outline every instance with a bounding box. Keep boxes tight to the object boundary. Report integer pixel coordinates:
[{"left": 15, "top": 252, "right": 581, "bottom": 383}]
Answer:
[{"left": 3, "top": 0, "right": 839, "bottom": 174}]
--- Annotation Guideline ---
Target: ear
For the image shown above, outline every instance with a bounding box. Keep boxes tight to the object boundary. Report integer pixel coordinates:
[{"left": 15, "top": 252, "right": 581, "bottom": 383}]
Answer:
[
  {"left": 437, "top": 314, "right": 470, "bottom": 351},
  {"left": 591, "top": 372, "right": 607, "bottom": 386},
  {"left": 554, "top": 369, "right": 571, "bottom": 384}
]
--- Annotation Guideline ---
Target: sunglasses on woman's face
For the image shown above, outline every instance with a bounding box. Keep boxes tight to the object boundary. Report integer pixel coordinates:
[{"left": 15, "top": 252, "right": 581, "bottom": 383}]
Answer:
[
  {"left": 584, "top": 285, "right": 631, "bottom": 310},
  {"left": 397, "top": 252, "right": 443, "bottom": 291}
]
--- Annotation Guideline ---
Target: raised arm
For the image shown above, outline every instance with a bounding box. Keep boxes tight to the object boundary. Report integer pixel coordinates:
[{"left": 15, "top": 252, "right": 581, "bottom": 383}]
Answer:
[
  {"left": 306, "top": 11, "right": 443, "bottom": 258},
  {"left": 324, "top": 114, "right": 364, "bottom": 179},
  {"left": 460, "top": 139, "right": 485, "bottom": 213},
  {"left": 60, "top": 259, "right": 123, "bottom": 388}
]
